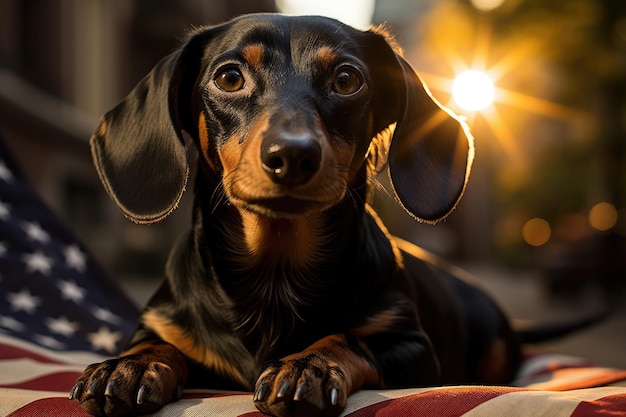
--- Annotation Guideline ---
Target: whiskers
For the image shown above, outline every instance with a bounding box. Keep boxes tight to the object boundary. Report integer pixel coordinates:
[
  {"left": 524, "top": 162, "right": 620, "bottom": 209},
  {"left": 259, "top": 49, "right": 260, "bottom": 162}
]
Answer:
[
  {"left": 340, "top": 158, "right": 396, "bottom": 213},
  {"left": 207, "top": 168, "right": 239, "bottom": 213}
]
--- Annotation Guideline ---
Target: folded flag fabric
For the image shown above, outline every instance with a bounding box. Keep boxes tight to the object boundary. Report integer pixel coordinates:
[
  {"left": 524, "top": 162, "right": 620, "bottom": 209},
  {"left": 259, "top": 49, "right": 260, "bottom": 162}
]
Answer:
[{"left": 1, "top": 332, "right": 625, "bottom": 417}]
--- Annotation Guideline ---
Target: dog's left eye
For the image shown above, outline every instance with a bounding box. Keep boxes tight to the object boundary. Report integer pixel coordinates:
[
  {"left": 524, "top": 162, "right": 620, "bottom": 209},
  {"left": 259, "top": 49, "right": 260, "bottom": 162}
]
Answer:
[
  {"left": 332, "top": 66, "right": 363, "bottom": 95},
  {"left": 215, "top": 67, "right": 245, "bottom": 92}
]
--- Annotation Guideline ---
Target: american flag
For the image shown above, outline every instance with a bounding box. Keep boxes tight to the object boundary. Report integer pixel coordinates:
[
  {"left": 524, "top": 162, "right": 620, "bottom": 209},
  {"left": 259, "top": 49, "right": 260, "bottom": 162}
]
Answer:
[
  {"left": 1, "top": 134, "right": 625, "bottom": 415},
  {"left": 0, "top": 136, "right": 139, "bottom": 356}
]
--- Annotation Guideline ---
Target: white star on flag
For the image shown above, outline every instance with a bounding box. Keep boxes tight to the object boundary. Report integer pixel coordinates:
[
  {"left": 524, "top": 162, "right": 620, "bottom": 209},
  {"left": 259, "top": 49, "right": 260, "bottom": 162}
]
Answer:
[
  {"left": 22, "top": 251, "right": 54, "bottom": 275},
  {"left": 0, "top": 161, "right": 13, "bottom": 182},
  {"left": 0, "top": 315, "right": 25, "bottom": 331},
  {"left": 0, "top": 200, "right": 10, "bottom": 220},
  {"left": 57, "top": 279, "right": 86, "bottom": 303},
  {"left": 33, "top": 334, "right": 66, "bottom": 350},
  {"left": 87, "top": 326, "right": 123, "bottom": 354},
  {"left": 22, "top": 221, "right": 50, "bottom": 243},
  {"left": 92, "top": 306, "right": 122, "bottom": 324},
  {"left": 7, "top": 289, "right": 41, "bottom": 314},
  {"left": 46, "top": 316, "right": 79, "bottom": 337},
  {"left": 64, "top": 245, "right": 87, "bottom": 272}
]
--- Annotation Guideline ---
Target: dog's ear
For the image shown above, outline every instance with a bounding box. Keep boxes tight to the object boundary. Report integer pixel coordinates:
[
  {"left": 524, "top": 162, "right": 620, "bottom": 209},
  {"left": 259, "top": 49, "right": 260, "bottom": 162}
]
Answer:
[
  {"left": 90, "top": 30, "right": 208, "bottom": 224},
  {"left": 366, "top": 29, "right": 474, "bottom": 224},
  {"left": 389, "top": 58, "right": 474, "bottom": 223}
]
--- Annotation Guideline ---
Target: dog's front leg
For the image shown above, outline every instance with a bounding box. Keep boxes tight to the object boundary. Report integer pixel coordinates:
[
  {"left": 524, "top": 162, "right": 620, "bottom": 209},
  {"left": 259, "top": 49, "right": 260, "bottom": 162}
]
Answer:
[
  {"left": 253, "top": 334, "right": 379, "bottom": 417},
  {"left": 70, "top": 340, "right": 188, "bottom": 417}
]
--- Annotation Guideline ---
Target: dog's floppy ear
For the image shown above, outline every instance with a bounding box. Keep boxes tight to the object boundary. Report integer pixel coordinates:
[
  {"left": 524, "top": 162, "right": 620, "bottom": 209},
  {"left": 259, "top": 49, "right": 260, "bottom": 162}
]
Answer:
[
  {"left": 389, "top": 58, "right": 474, "bottom": 223},
  {"left": 366, "top": 29, "right": 474, "bottom": 224},
  {"left": 90, "top": 30, "right": 208, "bottom": 224}
]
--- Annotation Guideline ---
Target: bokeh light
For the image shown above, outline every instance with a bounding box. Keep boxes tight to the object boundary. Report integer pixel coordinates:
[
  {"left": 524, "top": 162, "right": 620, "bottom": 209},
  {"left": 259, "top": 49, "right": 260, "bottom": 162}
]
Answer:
[
  {"left": 522, "top": 218, "right": 551, "bottom": 247},
  {"left": 589, "top": 202, "right": 618, "bottom": 231},
  {"left": 470, "top": 0, "right": 507, "bottom": 12}
]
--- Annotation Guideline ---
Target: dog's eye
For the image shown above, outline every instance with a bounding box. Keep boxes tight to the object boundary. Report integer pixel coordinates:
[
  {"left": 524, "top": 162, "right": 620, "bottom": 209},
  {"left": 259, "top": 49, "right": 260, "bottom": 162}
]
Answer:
[
  {"left": 215, "top": 68, "right": 245, "bottom": 92},
  {"left": 332, "top": 67, "right": 363, "bottom": 95}
]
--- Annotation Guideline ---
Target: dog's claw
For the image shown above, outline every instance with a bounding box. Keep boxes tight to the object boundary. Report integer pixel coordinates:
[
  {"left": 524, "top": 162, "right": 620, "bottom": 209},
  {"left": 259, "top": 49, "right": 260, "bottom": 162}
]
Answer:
[
  {"left": 104, "top": 379, "right": 115, "bottom": 397},
  {"left": 69, "top": 381, "right": 83, "bottom": 400},
  {"left": 254, "top": 382, "right": 270, "bottom": 402},
  {"left": 137, "top": 385, "right": 147, "bottom": 405},
  {"left": 330, "top": 388, "right": 338, "bottom": 406},
  {"left": 276, "top": 379, "right": 290, "bottom": 398},
  {"left": 293, "top": 382, "right": 307, "bottom": 401},
  {"left": 87, "top": 378, "right": 100, "bottom": 395}
]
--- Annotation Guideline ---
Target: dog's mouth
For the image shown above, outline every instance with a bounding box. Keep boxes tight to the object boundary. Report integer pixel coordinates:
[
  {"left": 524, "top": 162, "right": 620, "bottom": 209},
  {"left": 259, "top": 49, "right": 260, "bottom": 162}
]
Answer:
[{"left": 240, "top": 196, "right": 334, "bottom": 219}]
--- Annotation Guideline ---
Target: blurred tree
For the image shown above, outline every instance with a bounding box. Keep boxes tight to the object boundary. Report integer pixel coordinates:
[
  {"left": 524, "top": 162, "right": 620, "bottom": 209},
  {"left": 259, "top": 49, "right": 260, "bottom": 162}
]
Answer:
[
  {"left": 461, "top": 0, "right": 626, "bottom": 294},
  {"left": 479, "top": 0, "right": 626, "bottom": 207},
  {"left": 408, "top": 0, "right": 626, "bottom": 292}
]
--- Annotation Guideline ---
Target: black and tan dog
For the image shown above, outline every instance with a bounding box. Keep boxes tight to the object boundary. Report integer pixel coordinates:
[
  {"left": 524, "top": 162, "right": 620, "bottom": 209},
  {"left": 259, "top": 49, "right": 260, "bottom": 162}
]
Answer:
[{"left": 71, "top": 13, "right": 523, "bottom": 417}]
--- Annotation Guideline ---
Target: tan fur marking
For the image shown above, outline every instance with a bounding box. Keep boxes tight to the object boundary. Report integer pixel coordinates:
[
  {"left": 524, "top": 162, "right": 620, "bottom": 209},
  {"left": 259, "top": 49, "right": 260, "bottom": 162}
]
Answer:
[
  {"left": 477, "top": 338, "right": 510, "bottom": 384},
  {"left": 219, "top": 112, "right": 270, "bottom": 181},
  {"left": 316, "top": 46, "right": 338, "bottom": 70},
  {"left": 96, "top": 117, "right": 107, "bottom": 138},
  {"left": 350, "top": 307, "right": 403, "bottom": 338},
  {"left": 218, "top": 136, "right": 242, "bottom": 178},
  {"left": 242, "top": 44, "right": 264, "bottom": 69},
  {"left": 141, "top": 309, "right": 249, "bottom": 387},
  {"left": 198, "top": 113, "right": 212, "bottom": 164},
  {"left": 238, "top": 212, "right": 326, "bottom": 270}
]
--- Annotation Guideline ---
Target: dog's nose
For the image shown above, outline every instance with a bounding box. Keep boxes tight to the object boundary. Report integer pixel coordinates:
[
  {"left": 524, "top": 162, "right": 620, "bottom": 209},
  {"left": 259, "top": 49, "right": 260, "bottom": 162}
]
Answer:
[{"left": 261, "top": 133, "right": 322, "bottom": 186}]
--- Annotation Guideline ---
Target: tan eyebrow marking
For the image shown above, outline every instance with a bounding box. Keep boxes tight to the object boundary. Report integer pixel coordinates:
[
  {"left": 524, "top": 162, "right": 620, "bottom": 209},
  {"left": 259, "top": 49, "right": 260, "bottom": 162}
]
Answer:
[
  {"left": 316, "top": 46, "right": 339, "bottom": 70},
  {"left": 242, "top": 44, "right": 264, "bottom": 69}
]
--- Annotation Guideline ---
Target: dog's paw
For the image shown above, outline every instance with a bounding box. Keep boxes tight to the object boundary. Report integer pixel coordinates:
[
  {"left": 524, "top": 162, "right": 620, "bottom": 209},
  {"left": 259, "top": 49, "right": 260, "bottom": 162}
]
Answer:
[
  {"left": 70, "top": 355, "right": 183, "bottom": 417},
  {"left": 253, "top": 355, "right": 348, "bottom": 417}
]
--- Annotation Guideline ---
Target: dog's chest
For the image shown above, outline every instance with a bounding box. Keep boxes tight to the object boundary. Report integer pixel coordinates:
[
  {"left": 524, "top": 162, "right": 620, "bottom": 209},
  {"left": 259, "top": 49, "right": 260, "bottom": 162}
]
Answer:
[{"left": 211, "top": 248, "right": 355, "bottom": 359}]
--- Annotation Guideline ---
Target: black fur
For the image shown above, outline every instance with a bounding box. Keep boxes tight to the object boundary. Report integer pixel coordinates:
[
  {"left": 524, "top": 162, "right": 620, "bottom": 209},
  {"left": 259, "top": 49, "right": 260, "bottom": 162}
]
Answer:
[{"left": 72, "top": 14, "right": 520, "bottom": 417}]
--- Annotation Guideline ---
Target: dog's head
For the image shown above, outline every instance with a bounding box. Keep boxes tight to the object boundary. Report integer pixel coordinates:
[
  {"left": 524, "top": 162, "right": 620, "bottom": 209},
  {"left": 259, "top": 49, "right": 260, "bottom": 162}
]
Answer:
[{"left": 91, "top": 14, "right": 473, "bottom": 224}]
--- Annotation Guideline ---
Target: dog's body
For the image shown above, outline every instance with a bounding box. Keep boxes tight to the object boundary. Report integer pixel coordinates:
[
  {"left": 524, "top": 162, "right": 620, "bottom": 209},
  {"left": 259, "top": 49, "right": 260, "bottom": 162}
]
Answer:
[{"left": 72, "top": 14, "right": 522, "bottom": 417}]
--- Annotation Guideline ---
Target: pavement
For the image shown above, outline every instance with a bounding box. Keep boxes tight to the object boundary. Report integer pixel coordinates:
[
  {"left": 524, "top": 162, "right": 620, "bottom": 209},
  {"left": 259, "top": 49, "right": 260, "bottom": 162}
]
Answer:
[{"left": 463, "top": 264, "right": 626, "bottom": 370}]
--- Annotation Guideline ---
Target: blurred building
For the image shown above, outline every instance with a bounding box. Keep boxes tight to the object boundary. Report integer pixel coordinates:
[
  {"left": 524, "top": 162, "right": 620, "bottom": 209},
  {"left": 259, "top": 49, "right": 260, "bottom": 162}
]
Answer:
[{"left": 0, "top": 0, "right": 275, "bottom": 279}]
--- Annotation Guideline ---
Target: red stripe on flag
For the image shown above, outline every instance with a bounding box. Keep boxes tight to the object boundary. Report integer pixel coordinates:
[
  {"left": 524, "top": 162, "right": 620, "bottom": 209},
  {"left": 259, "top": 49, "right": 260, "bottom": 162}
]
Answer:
[
  {"left": 571, "top": 393, "right": 626, "bottom": 417},
  {"left": 2, "top": 371, "right": 81, "bottom": 391},
  {"left": 7, "top": 397, "right": 92, "bottom": 417},
  {"left": 345, "top": 386, "right": 521, "bottom": 417},
  {"left": 0, "top": 342, "right": 68, "bottom": 365},
  {"left": 239, "top": 386, "right": 523, "bottom": 417}
]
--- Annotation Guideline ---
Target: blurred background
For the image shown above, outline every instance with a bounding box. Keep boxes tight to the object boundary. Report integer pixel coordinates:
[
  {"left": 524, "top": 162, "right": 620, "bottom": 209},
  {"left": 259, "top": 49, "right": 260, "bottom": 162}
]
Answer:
[{"left": 1, "top": 0, "right": 624, "bottom": 367}]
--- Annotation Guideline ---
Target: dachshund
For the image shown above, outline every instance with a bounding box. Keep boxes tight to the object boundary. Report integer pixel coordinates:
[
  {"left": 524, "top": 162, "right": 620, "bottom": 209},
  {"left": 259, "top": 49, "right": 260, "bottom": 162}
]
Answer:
[{"left": 70, "top": 13, "right": 523, "bottom": 417}]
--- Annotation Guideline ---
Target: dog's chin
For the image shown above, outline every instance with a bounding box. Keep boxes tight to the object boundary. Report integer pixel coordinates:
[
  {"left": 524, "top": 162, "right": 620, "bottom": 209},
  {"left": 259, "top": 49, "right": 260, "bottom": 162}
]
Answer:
[{"left": 237, "top": 197, "right": 335, "bottom": 220}]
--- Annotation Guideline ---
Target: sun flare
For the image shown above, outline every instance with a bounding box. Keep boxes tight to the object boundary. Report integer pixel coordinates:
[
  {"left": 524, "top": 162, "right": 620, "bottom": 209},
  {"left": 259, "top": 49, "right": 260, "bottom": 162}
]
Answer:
[{"left": 452, "top": 70, "right": 495, "bottom": 111}]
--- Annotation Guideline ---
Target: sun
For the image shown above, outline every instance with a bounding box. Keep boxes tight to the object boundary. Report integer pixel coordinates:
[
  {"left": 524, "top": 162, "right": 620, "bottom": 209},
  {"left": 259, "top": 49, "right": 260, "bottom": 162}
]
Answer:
[{"left": 452, "top": 70, "right": 495, "bottom": 111}]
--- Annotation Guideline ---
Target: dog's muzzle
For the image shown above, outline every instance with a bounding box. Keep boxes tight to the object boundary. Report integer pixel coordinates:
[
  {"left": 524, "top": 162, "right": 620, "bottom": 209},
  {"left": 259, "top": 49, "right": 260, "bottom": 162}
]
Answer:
[{"left": 261, "top": 132, "right": 322, "bottom": 187}]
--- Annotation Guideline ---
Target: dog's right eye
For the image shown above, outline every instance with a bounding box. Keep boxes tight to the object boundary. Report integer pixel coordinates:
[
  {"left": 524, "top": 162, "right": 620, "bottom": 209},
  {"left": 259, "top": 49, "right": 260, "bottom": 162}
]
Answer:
[
  {"left": 215, "top": 68, "right": 245, "bottom": 92},
  {"left": 332, "top": 66, "right": 363, "bottom": 96}
]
